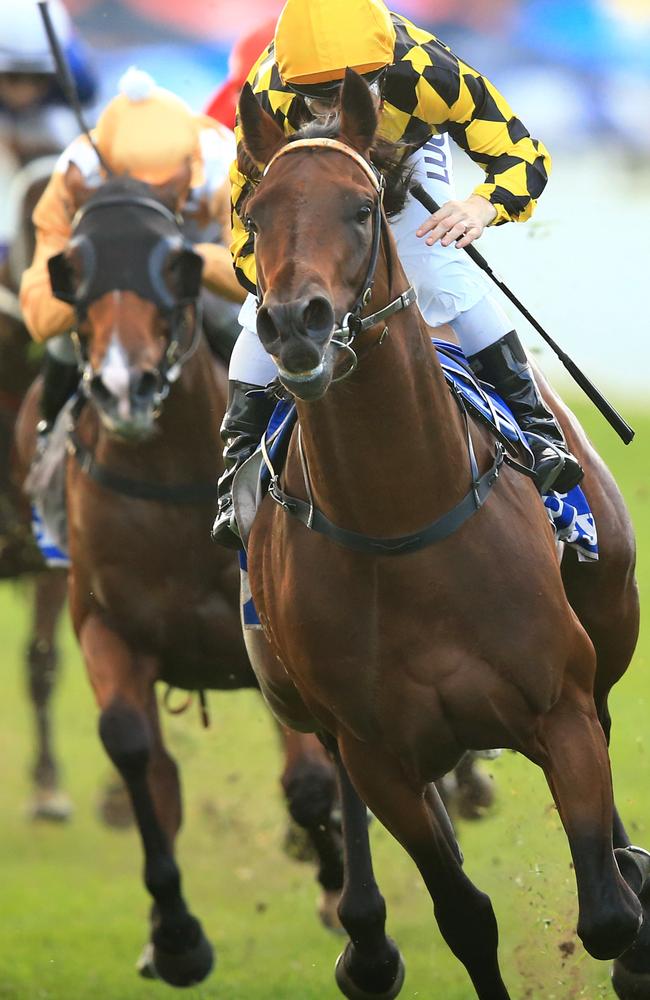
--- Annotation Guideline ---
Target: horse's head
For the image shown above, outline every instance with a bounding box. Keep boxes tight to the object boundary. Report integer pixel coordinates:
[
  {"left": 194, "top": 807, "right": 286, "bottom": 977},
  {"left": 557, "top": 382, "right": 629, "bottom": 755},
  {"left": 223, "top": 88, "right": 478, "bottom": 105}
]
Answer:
[
  {"left": 240, "top": 69, "right": 402, "bottom": 401},
  {"left": 47, "top": 174, "right": 203, "bottom": 439}
]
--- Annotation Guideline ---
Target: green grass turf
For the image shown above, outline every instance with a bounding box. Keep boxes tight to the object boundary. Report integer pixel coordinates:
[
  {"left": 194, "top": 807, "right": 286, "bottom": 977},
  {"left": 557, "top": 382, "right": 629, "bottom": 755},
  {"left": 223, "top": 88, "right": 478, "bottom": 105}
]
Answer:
[{"left": 0, "top": 400, "right": 648, "bottom": 1000}]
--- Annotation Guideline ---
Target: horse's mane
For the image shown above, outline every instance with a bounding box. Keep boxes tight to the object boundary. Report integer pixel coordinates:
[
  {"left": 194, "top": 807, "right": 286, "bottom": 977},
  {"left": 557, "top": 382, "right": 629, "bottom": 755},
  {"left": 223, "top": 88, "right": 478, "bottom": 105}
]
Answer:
[{"left": 288, "top": 117, "right": 414, "bottom": 219}]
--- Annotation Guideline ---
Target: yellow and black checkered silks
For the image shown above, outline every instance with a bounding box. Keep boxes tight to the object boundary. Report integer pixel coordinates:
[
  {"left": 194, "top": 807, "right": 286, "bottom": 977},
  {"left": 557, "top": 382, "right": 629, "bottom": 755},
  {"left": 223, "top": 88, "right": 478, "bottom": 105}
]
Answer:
[{"left": 231, "top": 12, "right": 552, "bottom": 295}]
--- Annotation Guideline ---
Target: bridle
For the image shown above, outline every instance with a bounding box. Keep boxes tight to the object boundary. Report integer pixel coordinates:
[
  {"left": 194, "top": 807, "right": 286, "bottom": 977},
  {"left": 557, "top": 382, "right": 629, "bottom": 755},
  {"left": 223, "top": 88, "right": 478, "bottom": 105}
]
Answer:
[
  {"left": 50, "top": 192, "right": 203, "bottom": 409},
  {"left": 260, "top": 138, "right": 417, "bottom": 379},
  {"left": 255, "top": 136, "right": 508, "bottom": 556}
]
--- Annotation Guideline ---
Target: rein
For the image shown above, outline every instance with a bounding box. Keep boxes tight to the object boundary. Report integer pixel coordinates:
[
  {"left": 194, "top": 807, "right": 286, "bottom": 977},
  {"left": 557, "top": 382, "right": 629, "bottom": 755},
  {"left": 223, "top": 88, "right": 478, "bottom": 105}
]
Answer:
[
  {"left": 259, "top": 137, "right": 508, "bottom": 555},
  {"left": 68, "top": 428, "right": 216, "bottom": 504}
]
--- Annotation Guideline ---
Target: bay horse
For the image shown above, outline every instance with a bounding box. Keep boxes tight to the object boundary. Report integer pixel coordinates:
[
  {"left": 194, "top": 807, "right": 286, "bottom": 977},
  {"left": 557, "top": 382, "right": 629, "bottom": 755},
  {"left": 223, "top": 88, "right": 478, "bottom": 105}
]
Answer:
[
  {"left": 15, "top": 174, "right": 345, "bottom": 987},
  {"left": 235, "top": 70, "right": 649, "bottom": 999},
  {"left": 1, "top": 155, "right": 71, "bottom": 821}
]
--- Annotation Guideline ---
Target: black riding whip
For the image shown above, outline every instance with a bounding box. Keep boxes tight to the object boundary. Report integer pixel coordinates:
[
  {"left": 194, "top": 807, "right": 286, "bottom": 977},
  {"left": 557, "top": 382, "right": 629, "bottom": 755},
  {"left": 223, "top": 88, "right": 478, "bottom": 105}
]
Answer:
[
  {"left": 36, "top": 0, "right": 112, "bottom": 174},
  {"left": 410, "top": 182, "right": 635, "bottom": 444}
]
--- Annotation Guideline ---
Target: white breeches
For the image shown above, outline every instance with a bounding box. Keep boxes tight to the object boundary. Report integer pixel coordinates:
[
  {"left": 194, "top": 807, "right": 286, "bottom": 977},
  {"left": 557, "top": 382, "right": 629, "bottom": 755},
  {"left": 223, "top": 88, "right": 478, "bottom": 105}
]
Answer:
[{"left": 229, "top": 136, "right": 515, "bottom": 386}]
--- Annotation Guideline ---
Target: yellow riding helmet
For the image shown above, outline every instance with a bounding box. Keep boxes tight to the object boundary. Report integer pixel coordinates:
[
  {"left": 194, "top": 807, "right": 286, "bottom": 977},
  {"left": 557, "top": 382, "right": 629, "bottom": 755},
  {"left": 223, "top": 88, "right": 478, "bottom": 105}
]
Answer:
[
  {"left": 95, "top": 68, "right": 204, "bottom": 187},
  {"left": 275, "top": 0, "right": 396, "bottom": 87}
]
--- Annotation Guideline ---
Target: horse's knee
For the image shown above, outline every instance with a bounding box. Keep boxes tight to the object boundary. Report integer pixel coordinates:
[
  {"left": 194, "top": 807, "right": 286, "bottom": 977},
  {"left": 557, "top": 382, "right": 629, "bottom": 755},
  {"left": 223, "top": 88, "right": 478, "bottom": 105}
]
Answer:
[
  {"left": 99, "top": 699, "right": 152, "bottom": 778},
  {"left": 282, "top": 759, "right": 336, "bottom": 829}
]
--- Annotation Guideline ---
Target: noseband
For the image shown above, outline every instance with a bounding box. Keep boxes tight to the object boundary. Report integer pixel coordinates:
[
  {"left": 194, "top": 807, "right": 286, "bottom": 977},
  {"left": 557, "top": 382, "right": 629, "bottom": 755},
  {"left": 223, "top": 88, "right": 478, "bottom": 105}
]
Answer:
[{"left": 261, "top": 138, "right": 417, "bottom": 374}]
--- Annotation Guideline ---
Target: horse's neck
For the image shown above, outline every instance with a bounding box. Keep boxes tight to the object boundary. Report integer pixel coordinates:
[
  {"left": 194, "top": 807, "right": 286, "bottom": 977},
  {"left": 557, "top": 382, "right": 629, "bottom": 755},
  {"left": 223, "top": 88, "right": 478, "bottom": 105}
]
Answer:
[
  {"left": 95, "top": 340, "right": 225, "bottom": 477},
  {"left": 291, "top": 260, "right": 473, "bottom": 536}
]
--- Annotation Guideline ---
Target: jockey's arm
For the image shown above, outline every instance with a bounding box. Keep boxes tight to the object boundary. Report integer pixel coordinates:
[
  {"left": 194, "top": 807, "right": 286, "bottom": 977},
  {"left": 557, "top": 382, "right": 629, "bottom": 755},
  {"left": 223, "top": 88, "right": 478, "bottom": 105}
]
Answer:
[
  {"left": 194, "top": 176, "right": 245, "bottom": 303},
  {"left": 19, "top": 171, "right": 76, "bottom": 344},
  {"left": 230, "top": 153, "right": 259, "bottom": 296},
  {"left": 403, "top": 37, "right": 552, "bottom": 245}
]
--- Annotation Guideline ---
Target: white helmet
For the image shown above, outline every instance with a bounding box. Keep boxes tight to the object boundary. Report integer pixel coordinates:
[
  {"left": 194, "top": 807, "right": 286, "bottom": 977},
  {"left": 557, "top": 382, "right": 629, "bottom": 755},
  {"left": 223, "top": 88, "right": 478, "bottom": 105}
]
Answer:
[{"left": 0, "top": 0, "right": 72, "bottom": 75}]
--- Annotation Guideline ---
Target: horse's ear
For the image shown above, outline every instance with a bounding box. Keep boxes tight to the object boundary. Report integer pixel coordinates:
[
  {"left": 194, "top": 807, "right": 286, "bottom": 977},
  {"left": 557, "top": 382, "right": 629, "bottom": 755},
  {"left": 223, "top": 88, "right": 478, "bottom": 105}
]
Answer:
[
  {"left": 238, "top": 82, "right": 287, "bottom": 167},
  {"left": 47, "top": 251, "right": 77, "bottom": 303},
  {"left": 339, "top": 68, "right": 378, "bottom": 156}
]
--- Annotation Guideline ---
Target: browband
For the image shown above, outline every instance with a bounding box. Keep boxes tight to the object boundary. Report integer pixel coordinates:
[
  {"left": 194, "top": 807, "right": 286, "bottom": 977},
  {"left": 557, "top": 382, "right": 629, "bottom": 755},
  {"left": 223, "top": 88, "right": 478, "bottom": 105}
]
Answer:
[{"left": 264, "top": 138, "right": 381, "bottom": 192}]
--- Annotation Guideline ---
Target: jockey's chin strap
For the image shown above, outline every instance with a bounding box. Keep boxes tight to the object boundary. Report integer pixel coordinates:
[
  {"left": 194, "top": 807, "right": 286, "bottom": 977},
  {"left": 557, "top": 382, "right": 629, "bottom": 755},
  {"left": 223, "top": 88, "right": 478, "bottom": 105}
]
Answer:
[{"left": 261, "top": 138, "right": 417, "bottom": 375}]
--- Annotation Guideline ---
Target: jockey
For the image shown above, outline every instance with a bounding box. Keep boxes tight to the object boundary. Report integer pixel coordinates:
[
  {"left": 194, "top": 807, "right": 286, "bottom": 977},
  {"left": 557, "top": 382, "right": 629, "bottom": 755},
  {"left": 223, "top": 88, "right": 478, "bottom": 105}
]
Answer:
[
  {"left": 212, "top": 0, "right": 584, "bottom": 548},
  {"left": 19, "top": 67, "right": 245, "bottom": 440},
  {"left": 0, "top": 0, "right": 96, "bottom": 166}
]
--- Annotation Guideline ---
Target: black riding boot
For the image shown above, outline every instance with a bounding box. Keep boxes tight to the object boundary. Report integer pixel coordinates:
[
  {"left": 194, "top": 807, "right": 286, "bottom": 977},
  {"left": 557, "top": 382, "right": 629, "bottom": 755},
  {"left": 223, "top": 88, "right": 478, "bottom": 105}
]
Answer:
[
  {"left": 38, "top": 352, "right": 80, "bottom": 435},
  {"left": 211, "top": 380, "right": 276, "bottom": 550},
  {"left": 469, "top": 330, "right": 584, "bottom": 494}
]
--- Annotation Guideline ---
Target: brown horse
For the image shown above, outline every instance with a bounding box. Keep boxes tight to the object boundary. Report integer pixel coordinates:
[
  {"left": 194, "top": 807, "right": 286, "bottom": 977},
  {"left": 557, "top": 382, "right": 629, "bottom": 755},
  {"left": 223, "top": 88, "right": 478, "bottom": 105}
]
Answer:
[
  {"left": 235, "top": 70, "right": 648, "bottom": 1000},
  {"left": 1, "top": 156, "right": 71, "bottom": 821},
  {"left": 15, "top": 174, "right": 345, "bottom": 987}
]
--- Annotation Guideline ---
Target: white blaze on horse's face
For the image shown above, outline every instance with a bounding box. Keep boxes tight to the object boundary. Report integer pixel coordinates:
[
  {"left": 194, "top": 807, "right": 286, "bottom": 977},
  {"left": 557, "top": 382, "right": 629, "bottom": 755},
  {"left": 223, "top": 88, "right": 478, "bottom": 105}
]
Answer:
[{"left": 101, "top": 333, "right": 132, "bottom": 424}]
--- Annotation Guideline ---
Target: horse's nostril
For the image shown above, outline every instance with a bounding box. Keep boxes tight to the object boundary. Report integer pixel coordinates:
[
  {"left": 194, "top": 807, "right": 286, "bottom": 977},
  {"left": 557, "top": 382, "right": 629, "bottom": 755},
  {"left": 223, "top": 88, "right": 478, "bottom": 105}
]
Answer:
[
  {"left": 257, "top": 306, "right": 280, "bottom": 350},
  {"left": 133, "top": 370, "right": 159, "bottom": 402},
  {"left": 303, "top": 297, "right": 334, "bottom": 341},
  {"left": 90, "top": 374, "right": 113, "bottom": 406}
]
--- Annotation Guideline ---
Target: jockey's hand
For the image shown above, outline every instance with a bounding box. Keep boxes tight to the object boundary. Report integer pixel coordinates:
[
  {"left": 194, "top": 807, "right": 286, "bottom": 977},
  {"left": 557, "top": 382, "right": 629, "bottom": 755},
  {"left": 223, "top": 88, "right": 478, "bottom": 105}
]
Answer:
[{"left": 416, "top": 195, "right": 497, "bottom": 250}]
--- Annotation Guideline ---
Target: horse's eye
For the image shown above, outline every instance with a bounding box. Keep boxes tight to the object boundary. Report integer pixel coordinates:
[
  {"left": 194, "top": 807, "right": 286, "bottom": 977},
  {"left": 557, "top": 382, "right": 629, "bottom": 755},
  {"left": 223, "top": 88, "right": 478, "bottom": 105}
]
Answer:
[
  {"left": 356, "top": 205, "right": 372, "bottom": 224},
  {"left": 245, "top": 216, "right": 258, "bottom": 235}
]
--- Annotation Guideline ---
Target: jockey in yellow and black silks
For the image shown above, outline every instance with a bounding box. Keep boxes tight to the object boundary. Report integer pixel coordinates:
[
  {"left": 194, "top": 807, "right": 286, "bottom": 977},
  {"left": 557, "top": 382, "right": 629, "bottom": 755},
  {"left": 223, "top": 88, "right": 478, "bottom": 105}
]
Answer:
[{"left": 213, "top": 0, "right": 584, "bottom": 549}]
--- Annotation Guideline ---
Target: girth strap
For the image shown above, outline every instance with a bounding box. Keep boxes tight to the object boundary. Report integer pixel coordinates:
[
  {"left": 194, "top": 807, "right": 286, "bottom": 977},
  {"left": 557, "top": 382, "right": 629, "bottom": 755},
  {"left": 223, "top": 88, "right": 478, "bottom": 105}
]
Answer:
[
  {"left": 68, "top": 430, "right": 216, "bottom": 505},
  {"left": 267, "top": 443, "right": 505, "bottom": 556}
]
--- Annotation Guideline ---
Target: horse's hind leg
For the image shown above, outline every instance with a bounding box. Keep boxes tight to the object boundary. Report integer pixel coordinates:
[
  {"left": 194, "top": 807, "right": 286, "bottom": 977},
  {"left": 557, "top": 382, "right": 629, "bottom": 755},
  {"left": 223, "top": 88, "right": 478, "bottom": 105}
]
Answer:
[
  {"left": 26, "top": 568, "right": 72, "bottom": 821},
  {"left": 278, "top": 726, "right": 344, "bottom": 931},
  {"left": 80, "top": 614, "right": 213, "bottom": 988},
  {"left": 339, "top": 734, "right": 510, "bottom": 1000},
  {"left": 536, "top": 679, "right": 642, "bottom": 961},
  {"left": 562, "top": 548, "right": 640, "bottom": 849}
]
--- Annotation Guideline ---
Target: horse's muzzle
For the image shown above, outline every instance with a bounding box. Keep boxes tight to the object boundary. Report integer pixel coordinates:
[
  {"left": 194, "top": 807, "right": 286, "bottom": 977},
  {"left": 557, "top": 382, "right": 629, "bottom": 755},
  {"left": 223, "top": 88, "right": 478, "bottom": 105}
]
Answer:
[
  {"left": 257, "top": 294, "right": 334, "bottom": 368},
  {"left": 89, "top": 368, "right": 163, "bottom": 440}
]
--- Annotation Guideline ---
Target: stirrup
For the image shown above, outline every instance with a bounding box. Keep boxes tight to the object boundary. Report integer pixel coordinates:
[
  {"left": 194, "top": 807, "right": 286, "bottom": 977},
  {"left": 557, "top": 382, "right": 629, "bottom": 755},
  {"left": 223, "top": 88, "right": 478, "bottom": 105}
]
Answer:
[
  {"left": 526, "top": 434, "right": 584, "bottom": 495},
  {"left": 211, "top": 496, "right": 242, "bottom": 550}
]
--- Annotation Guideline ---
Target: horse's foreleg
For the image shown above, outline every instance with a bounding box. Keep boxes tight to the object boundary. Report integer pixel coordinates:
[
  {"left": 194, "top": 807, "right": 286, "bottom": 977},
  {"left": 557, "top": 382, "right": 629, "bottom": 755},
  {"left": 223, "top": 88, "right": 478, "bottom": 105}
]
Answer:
[
  {"left": 328, "top": 740, "right": 404, "bottom": 1000},
  {"left": 278, "top": 725, "right": 344, "bottom": 930},
  {"left": 26, "top": 568, "right": 71, "bottom": 820},
  {"left": 537, "top": 681, "right": 642, "bottom": 961},
  {"left": 80, "top": 614, "right": 213, "bottom": 988},
  {"left": 339, "top": 733, "right": 510, "bottom": 1000}
]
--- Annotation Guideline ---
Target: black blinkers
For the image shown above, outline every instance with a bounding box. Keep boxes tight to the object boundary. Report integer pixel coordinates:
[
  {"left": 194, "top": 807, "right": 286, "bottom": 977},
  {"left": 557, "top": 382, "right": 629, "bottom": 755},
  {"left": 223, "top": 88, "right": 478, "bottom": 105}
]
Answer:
[{"left": 47, "top": 180, "right": 204, "bottom": 314}]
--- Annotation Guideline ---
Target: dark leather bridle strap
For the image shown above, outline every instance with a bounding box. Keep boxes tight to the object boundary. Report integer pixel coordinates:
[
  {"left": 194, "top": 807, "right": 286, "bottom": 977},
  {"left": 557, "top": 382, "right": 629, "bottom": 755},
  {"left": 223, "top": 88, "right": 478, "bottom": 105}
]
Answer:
[
  {"left": 68, "top": 430, "right": 215, "bottom": 505},
  {"left": 268, "top": 443, "right": 505, "bottom": 556}
]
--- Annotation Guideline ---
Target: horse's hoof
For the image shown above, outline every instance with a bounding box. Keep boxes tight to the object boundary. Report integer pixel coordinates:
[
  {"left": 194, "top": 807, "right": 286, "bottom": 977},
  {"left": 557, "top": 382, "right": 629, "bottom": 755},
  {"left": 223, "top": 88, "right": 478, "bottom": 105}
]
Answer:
[
  {"left": 153, "top": 919, "right": 214, "bottom": 988},
  {"left": 612, "top": 959, "right": 650, "bottom": 999},
  {"left": 318, "top": 889, "right": 344, "bottom": 934},
  {"left": 335, "top": 943, "right": 405, "bottom": 1000},
  {"left": 97, "top": 777, "right": 134, "bottom": 830},
  {"left": 27, "top": 788, "right": 73, "bottom": 822},
  {"left": 136, "top": 942, "right": 157, "bottom": 980}
]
